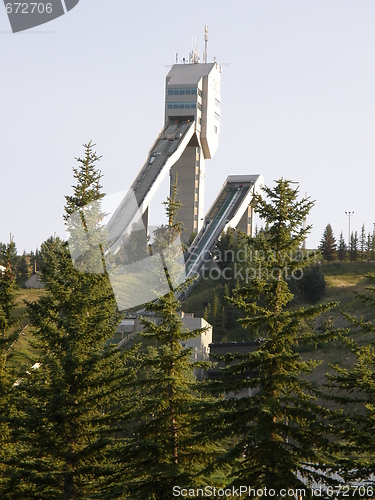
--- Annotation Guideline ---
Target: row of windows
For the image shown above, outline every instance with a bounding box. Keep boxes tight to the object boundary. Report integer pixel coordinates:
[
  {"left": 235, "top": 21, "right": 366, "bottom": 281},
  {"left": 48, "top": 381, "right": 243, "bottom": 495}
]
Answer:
[
  {"left": 215, "top": 98, "right": 221, "bottom": 109},
  {"left": 167, "top": 87, "right": 202, "bottom": 97},
  {"left": 166, "top": 102, "right": 202, "bottom": 110},
  {"left": 214, "top": 112, "right": 221, "bottom": 122}
]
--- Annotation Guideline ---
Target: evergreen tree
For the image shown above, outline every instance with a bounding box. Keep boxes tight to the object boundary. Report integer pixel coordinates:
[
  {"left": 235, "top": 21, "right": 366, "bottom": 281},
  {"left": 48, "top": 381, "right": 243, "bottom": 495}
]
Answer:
[
  {"left": 319, "top": 224, "right": 337, "bottom": 262},
  {"left": 0, "top": 241, "right": 17, "bottom": 271},
  {"left": 328, "top": 273, "right": 375, "bottom": 483},
  {"left": 210, "top": 180, "right": 339, "bottom": 492},
  {"left": 360, "top": 224, "right": 366, "bottom": 261},
  {"left": 0, "top": 254, "right": 18, "bottom": 494},
  {"left": 29, "top": 249, "right": 41, "bottom": 275},
  {"left": 366, "top": 232, "right": 372, "bottom": 262},
  {"left": 337, "top": 231, "right": 347, "bottom": 262},
  {"left": 16, "top": 252, "right": 29, "bottom": 286},
  {"left": 299, "top": 264, "right": 326, "bottom": 304},
  {"left": 349, "top": 231, "right": 359, "bottom": 262},
  {"left": 113, "top": 185, "right": 221, "bottom": 499},
  {"left": 6, "top": 142, "right": 134, "bottom": 499}
]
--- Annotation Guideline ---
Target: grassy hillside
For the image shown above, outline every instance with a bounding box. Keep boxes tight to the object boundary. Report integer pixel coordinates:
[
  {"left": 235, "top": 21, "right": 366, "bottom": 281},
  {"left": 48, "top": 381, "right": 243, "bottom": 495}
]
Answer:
[
  {"left": 9, "top": 288, "right": 43, "bottom": 371},
  {"left": 10, "top": 262, "right": 375, "bottom": 380},
  {"left": 181, "top": 261, "right": 375, "bottom": 390}
]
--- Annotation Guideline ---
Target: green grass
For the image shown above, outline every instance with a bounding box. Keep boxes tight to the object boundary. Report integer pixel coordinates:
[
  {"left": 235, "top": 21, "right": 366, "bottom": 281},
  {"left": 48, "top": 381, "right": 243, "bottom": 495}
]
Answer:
[{"left": 8, "top": 288, "right": 43, "bottom": 371}]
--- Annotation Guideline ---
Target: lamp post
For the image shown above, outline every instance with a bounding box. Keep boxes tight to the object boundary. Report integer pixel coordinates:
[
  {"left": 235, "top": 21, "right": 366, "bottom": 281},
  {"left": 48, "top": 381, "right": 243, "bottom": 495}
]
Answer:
[{"left": 345, "top": 211, "right": 354, "bottom": 248}]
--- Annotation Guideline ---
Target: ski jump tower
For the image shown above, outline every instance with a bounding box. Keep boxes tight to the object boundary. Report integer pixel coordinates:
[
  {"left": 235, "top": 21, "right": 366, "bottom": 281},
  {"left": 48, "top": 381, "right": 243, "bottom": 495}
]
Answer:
[
  {"left": 165, "top": 56, "right": 222, "bottom": 241},
  {"left": 105, "top": 37, "right": 263, "bottom": 259}
]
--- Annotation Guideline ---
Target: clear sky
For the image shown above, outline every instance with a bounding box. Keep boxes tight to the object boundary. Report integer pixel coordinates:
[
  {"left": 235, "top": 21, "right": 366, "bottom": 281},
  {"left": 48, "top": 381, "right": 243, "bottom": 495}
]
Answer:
[{"left": 1, "top": 0, "right": 375, "bottom": 253}]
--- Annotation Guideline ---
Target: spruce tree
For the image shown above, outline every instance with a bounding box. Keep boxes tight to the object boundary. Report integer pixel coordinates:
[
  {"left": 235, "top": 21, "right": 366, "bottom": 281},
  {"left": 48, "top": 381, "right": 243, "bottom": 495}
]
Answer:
[
  {"left": 16, "top": 252, "right": 29, "bottom": 286},
  {"left": 338, "top": 231, "right": 347, "bottom": 262},
  {"left": 112, "top": 185, "right": 221, "bottom": 500},
  {"left": 6, "top": 142, "right": 134, "bottom": 499},
  {"left": 210, "top": 179, "right": 339, "bottom": 492},
  {"left": 319, "top": 224, "right": 337, "bottom": 262},
  {"left": 0, "top": 254, "right": 18, "bottom": 494},
  {"left": 366, "top": 232, "right": 372, "bottom": 262},
  {"left": 360, "top": 224, "right": 366, "bottom": 261},
  {"left": 349, "top": 231, "right": 359, "bottom": 262}
]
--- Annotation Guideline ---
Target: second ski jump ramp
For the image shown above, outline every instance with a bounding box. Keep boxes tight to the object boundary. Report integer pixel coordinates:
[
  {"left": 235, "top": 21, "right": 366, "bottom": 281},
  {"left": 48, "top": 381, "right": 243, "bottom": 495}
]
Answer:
[{"left": 185, "top": 174, "right": 264, "bottom": 279}]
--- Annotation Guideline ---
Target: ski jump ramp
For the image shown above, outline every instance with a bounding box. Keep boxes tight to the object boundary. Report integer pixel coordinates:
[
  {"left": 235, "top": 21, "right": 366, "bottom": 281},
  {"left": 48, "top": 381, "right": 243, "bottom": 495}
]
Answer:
[
  {"left": 105, "top": 120, "right": 196, "bottom": 255},
  {"left": 185, "top": 174, "right": 264, "bottom": 279}
]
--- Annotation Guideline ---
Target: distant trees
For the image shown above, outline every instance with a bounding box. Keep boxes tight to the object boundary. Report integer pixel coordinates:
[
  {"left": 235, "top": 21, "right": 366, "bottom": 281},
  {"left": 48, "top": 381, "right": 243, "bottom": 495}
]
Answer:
[
  {"left": 320, "top": 224, "right": 375, "bottom": 263},
  {"left": 319, "top": 224, "right": 337, "bottom": 262},
  {"left": 337, "top": 231, "right": 347, "bottom": 262},
  {"left": 349, "top": 231, "right": 359, "bottom": 262}
]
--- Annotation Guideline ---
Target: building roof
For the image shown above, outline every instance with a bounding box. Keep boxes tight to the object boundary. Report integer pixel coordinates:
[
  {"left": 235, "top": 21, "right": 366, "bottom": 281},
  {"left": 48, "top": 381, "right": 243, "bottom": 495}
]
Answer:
[{"left": 166, "top": 62, "right": 216, "bottom": 86}]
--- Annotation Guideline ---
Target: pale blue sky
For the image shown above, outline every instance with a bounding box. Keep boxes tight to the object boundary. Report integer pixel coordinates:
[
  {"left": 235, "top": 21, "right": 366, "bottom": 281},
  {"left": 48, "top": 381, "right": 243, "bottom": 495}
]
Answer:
[{"left": 1, "top": 1, "right": 375, "bottom": 253}]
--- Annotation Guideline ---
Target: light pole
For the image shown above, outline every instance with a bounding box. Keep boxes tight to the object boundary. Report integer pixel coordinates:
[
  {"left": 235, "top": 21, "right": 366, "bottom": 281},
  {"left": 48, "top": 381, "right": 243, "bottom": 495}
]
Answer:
[{"left": 345, "top": 211, "right": 354, "bottom": 248}]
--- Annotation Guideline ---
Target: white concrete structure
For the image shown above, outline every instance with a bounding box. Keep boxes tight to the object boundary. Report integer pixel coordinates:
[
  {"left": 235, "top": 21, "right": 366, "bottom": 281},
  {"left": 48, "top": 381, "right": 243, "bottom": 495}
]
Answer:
[
  {"left": 165, "top": 61, "right": 222, "bottom": 240},
  {"left": 180, "top": 312, "right": 212, "bottom": 362}
]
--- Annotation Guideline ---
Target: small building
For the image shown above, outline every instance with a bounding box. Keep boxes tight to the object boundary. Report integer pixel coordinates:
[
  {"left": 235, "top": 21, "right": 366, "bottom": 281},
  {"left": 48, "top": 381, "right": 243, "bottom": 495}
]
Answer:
[
  {"left": 0, "top": 265, "right": 6, "bottom": 276},
  {"left": 117, "top": 311, "right": 212, "bottom": 379},
  {"left": 208, "top": 340, "right": 262, "bottom": 398},
  {"left": 25, "top": 274, "right": 44, "bottom": 289}
]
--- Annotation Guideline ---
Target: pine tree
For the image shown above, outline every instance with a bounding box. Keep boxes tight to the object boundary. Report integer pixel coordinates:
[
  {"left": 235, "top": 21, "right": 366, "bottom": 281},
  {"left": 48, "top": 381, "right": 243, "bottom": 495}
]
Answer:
[
  {"left": 338, "top": 231, "right": 347, "bottom": 262},
  {"left": 319, "top": 224, "right": 337, "bottom": 262},
  {"left": 6, "top": 142, "right": 134, "bottom": 499},
  {"left": 210, "top": 179, "right": 339, "bottom": 492},
  {"left": 328, "top": 273, "right": 375, "bottom": 483}
]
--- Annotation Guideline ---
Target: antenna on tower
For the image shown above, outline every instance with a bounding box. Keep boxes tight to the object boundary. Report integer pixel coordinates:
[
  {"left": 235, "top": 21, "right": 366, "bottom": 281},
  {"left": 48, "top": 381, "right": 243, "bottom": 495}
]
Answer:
[
  {"left": 189, "top": 37, "right": 199, "bottom": 64},
  {"left": 203, "top": 25, "right": 209, "bottom": 63}
]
